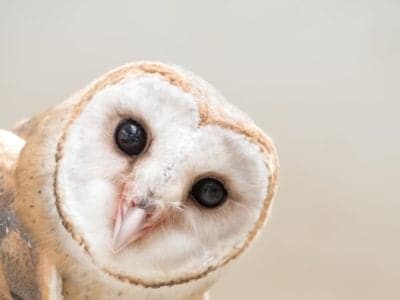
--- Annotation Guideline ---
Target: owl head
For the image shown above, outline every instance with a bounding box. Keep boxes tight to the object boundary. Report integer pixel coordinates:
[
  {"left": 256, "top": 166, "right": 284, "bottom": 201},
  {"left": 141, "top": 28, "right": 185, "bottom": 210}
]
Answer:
[{"left": 15, "top": 62, "right": 278, "bottom": 297}]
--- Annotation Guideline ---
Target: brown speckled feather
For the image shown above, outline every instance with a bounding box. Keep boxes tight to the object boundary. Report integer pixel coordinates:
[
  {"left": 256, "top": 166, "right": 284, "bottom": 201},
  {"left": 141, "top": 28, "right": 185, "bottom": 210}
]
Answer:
[{"left": 0, "top": 131, "right": 42, "bottom": 300}]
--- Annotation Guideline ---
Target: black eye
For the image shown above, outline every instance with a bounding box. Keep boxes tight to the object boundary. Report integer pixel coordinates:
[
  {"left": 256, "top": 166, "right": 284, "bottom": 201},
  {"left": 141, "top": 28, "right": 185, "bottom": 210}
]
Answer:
[
  {"left": 190, "top": 178, "right": 228, "bottom": 208},
  {"left": 115, "top": 119, "right": 148, "bottom": 156}
]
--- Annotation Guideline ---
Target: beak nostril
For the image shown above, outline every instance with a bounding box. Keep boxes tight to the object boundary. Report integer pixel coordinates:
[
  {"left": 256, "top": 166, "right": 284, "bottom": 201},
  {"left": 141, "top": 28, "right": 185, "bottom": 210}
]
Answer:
[{"left": 127, "top": 198, "right": 144, "bottom": 208}]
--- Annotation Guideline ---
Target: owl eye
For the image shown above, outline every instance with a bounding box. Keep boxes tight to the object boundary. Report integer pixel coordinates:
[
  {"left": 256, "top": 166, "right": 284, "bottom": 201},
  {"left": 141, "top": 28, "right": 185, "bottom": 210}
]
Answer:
[
  {"left": 115, "top": 119, "right": 148, "bottom": 156},
  {"left": 190, "top": 178, "right": 228, "bottom": 208}
]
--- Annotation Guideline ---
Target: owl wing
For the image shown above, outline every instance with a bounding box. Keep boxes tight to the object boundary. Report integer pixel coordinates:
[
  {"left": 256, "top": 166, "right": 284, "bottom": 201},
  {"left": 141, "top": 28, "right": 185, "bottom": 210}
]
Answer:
[{"left": 0, "top": 130, "right": 62, "bottom": 300}]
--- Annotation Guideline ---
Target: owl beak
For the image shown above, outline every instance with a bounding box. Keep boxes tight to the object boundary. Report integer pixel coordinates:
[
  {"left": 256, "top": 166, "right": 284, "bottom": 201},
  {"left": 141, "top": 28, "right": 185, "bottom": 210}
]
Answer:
[{"left": 112, "top": 198, "right": 148, "bottom": 253}]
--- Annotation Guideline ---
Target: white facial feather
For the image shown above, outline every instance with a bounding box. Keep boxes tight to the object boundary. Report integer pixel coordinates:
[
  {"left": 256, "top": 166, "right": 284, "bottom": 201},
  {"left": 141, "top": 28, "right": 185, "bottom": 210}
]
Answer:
[{"left": 59, "top": 73, "right": 270, "bottom": 281}]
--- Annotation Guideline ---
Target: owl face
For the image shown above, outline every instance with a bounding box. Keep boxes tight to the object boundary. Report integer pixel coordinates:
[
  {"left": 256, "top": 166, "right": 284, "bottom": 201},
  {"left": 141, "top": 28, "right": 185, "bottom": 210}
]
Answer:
[{"left": 49, "top": 63, "right": 278, "bottom": 288}]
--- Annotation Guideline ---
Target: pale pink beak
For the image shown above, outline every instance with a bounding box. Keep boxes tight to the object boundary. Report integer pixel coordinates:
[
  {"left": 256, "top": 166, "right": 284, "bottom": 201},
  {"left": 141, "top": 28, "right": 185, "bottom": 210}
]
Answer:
[{"left": 112, "top": 196, "right": 148, "bottom": 253}]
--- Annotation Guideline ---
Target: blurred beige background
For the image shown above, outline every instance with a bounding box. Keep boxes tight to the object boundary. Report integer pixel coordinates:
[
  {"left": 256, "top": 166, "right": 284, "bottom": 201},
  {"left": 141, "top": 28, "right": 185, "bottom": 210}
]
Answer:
[{"left": 1, "top": 1, "right": 399, "bottom": 299}]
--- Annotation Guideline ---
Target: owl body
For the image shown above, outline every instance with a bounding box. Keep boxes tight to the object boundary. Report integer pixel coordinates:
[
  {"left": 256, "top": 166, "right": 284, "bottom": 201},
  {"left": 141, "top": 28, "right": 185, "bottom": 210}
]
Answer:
[{"left": 0, "top": 62, "right": 278, "bottom": 299}]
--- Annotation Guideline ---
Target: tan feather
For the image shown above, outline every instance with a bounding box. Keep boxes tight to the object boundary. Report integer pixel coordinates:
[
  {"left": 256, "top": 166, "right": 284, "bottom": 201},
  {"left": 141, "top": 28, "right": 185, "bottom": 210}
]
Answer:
[{"left": 0, "top": 130, "right": 62, "bottom": 299}]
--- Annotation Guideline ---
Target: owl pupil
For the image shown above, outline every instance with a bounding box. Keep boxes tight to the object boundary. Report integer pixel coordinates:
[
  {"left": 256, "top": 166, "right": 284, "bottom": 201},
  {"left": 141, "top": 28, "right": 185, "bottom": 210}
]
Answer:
[
  {"left": 115, "top": 119, "right": 147, "bottom": 156},
  {"left": 191, "top": 178, "right": 227, "bottom": 208}
]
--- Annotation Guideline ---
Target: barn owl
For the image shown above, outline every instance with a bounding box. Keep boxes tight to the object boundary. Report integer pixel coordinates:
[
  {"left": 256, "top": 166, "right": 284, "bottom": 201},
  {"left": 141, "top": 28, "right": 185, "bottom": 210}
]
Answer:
[{"left": 0, "top": 62, "right": 278, "bottom": 300}]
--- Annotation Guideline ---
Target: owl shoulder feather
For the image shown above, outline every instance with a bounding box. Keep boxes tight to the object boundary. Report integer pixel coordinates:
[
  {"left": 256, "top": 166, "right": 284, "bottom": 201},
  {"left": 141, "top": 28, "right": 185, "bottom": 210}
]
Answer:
[{"left": 0, "top": 130, "right": 62, "bottom": 300}]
